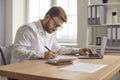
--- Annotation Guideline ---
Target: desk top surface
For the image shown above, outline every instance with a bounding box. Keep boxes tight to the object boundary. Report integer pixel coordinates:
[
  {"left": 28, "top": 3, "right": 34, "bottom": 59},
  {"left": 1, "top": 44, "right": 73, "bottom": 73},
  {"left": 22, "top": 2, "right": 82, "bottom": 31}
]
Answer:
[{"left": 0, "top": 55, "right": 120, "bottom": 80}]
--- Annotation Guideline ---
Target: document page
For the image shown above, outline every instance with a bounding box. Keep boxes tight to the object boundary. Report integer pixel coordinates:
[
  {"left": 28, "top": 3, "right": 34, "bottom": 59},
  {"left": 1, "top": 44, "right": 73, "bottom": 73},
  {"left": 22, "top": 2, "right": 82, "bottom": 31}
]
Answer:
[{"left": 60, "top": 62, "right": 107, "bottom": 73}]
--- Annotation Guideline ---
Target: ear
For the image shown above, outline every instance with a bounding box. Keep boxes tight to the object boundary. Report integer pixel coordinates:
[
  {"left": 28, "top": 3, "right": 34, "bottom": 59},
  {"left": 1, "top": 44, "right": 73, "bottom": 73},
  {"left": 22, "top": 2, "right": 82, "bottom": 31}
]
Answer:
[{"left": 45, "top": 14, "right": 51, "bottom": 20}]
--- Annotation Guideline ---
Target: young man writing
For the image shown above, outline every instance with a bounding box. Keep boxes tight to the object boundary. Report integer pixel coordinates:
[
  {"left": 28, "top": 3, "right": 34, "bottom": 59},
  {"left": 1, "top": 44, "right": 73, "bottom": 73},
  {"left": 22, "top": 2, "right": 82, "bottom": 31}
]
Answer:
[{"left": 11, "top": 6, "right": 92, "bottom": 63}]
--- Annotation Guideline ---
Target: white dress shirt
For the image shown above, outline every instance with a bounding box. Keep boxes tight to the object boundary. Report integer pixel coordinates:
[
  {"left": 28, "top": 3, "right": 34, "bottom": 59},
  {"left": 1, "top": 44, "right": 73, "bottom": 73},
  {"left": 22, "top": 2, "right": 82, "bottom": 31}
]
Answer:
[{"left": 11, "top": 20, "right": 79, "bottom": 63}]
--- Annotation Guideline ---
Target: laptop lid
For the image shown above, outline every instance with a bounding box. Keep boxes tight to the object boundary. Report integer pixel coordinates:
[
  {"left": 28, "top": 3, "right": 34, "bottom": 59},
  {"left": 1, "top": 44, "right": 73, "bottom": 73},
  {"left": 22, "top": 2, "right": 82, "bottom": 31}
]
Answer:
[
  {"left": 78, "top": 36, "right": 107, "bottom": 59},
  {"left": 99, "top": 36, "right": 107, "bottom": 56}
]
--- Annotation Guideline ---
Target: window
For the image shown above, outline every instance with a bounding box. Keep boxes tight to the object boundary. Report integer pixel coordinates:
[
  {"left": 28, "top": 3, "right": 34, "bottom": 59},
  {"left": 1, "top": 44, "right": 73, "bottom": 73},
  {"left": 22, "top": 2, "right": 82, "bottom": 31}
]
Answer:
[
  {"left": 28, "top": 0, "right": 51, "bottom": 22},
  {"left": 27, "top": 0, "right": 77, "bottom": 45}
]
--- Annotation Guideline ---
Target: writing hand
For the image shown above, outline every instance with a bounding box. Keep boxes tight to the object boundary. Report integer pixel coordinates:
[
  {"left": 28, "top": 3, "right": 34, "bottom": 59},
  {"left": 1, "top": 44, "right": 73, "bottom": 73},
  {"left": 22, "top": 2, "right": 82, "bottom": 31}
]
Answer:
[{"left": 45, "top": 51, "right": 57, "bottom": 59}]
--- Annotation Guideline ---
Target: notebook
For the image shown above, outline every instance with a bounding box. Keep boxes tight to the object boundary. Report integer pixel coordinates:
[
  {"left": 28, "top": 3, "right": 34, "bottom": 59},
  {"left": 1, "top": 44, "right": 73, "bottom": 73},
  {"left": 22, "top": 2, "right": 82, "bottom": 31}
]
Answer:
[
  {"left": 46, "top": 55, "right": 77, "bottom": 64},
  {"left": 78, "top": 36, "right": 107, "bottom": 59}
]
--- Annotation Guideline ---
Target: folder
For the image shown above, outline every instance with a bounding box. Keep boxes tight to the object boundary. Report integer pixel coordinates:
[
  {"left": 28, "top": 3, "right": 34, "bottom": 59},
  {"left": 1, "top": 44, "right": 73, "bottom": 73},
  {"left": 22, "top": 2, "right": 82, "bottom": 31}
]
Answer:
[
  {"left": 88, "top": 5, "right": 106, "bottom": 25},
  {"left": 107, "top": 27, "right": 112, "bottom": 46},
  {"left": 91, "top": 6, "right": 96, "bottom": 25},
  {"left": 115, "top": 27, "right": 118, "bottom": 46},
  {"left": 99, "top": 5, "right": 106, "bottom": 24},
  {"left": 88, "top": 6, "right": 92, "bottom": 25},
  {"left": 96, "top": 6, "right": 100, "bottom": 24},
  {"left": 117, "top": 27, "right": 120, "bottom": 46},
  {"left": 112, "top": 27, "right": 116, "bottom": 46}
]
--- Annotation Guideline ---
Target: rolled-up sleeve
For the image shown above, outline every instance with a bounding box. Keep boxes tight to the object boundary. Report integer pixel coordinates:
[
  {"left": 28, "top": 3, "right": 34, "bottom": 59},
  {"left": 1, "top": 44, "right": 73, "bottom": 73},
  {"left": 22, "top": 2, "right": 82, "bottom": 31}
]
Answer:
[
  {"left": 11, "top": 26, "right": 42, "bottom": 63},
  {"left": 52, "top": 38, "right": 80, "bottom": 55}
]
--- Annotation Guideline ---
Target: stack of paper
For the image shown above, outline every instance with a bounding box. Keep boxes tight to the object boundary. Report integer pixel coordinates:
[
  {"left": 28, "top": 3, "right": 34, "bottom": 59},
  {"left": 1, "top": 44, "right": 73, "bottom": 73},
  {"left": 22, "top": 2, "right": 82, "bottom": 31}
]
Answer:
[
  {"left": 60, "top": 63, "right": 107, "bottom": 73},
  {"left": 47, "top": 55, "right": 77, "bottom": 64}
]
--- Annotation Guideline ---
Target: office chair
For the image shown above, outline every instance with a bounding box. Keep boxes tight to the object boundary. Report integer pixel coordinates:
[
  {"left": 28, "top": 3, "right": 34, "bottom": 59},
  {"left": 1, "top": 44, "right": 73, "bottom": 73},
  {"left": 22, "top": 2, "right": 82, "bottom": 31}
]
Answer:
[
  {"left": 0, "top": 47, "right": 6, "bottom": 65},
  {"left": 0, "top": 45, "right": 16, "bottom": 80},
  {"left": 0, "top": 45, "right": 13, "bottom": 65},
  {"left": 0, "top": 47, "right": 7, "bottom": 80}
]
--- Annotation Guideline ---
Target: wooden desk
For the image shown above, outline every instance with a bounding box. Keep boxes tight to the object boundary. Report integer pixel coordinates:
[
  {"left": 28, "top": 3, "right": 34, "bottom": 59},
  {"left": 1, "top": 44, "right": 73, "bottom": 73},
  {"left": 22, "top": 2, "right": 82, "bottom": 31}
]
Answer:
[{"left": 0, "top": 55, "right": 120, "bottom": 80}]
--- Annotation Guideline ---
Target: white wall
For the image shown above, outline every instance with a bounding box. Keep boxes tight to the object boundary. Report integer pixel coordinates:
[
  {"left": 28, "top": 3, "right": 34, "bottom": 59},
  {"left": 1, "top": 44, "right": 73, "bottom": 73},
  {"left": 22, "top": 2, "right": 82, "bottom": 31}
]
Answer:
[
  {"left": 5, "top": 0, "right": 13, "bottom": 46},
  {"left": 4, "top": 0, "right": 89, "bottom": 47},
  {"left": 77, "top": 0, "right": 88, "bottom": 48},
  {"left": 5, "top": 0, "right": 26, "bottom": 46},
  {"left": 0, "top": 0, "right": 5, "bottom": 46}
]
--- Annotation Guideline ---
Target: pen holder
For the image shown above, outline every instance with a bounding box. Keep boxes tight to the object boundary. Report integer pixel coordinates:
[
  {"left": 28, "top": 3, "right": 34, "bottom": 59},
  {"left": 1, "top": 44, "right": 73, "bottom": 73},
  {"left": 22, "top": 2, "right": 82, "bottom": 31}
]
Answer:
[
  {"left": 102, "top": 0, "right": 108, "bottom": 3},
  {"left": 112, "top": 12, "right": 117, "bottom": 24}
]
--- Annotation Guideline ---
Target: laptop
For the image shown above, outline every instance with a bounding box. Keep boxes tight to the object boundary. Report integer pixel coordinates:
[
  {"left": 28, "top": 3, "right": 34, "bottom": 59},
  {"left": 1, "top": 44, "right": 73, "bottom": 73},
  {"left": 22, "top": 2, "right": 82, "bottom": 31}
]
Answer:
[{"left": 78, "top": 36, "right": 107, "bottom": 59}]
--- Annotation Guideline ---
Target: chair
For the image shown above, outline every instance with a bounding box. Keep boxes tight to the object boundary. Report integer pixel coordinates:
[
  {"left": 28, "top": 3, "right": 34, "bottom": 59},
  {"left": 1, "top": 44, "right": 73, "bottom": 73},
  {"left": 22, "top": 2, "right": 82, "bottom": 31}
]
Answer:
[
  {"left": 0, "top": 47, "right": 6, "bottom": 65},
  {"left": 0, "top": 45, "right": 14, "bottom": 80},
  {"left": 0, "top": 45, "right": 13, "bottom": 65}
]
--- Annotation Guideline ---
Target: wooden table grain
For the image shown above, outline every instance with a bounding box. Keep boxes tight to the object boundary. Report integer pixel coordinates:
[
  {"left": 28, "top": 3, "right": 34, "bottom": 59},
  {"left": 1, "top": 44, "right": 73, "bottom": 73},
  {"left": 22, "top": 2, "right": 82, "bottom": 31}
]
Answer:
[{"left": 0, "top": 55, "right": 120, "bottom": 80}]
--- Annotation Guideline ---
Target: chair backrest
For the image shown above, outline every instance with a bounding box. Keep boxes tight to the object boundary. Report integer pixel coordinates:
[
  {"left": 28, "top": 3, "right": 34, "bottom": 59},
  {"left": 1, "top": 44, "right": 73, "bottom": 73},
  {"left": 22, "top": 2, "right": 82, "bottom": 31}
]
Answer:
[
  {"left": 0, "top": 47, "right": 6, "bottom": 65},
  {"left": 0, "top": 45, "right": 13, "bottom": 65}
]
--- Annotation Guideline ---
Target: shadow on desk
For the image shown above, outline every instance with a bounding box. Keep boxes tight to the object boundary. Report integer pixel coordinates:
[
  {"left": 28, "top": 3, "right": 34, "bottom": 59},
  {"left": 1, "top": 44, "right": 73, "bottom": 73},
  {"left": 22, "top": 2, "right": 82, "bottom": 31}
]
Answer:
[
  {"left": 110, "top": 72, "right": 120, "bottom": 80},
  {"left": 105, "top": 53, "right": 120, "bottom": 56}
]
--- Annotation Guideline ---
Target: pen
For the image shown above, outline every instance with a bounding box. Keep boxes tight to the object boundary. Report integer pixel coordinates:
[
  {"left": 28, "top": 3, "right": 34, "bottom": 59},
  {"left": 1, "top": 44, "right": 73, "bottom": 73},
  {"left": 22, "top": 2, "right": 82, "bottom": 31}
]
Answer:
[{"left": 45, "top": 46, "right": 50, "bottom": 51}]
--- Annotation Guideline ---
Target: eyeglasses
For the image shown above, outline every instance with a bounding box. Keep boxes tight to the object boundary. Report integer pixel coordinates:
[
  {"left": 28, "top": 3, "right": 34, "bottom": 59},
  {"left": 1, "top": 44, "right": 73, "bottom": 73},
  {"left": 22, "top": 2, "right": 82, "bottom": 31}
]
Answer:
[{"left": 51, "top": 17, "right": 63, "bottom": 29}]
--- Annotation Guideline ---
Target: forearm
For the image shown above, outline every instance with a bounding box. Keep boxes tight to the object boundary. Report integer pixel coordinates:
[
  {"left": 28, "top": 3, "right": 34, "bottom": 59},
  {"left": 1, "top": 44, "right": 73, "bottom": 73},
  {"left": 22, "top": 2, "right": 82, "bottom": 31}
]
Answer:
[
  {"left": 57, "top": 46, "right": 80, "bottom": 55},
  {"left": 12, "top": 46, "right": 41, "bottom": 60}
]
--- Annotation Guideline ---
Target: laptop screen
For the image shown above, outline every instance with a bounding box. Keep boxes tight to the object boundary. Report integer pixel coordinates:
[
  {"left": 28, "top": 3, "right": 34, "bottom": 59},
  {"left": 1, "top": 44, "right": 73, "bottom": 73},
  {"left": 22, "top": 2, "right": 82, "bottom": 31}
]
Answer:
[{"left": 100, "top": 36, "right": 107, "bottom": 55}]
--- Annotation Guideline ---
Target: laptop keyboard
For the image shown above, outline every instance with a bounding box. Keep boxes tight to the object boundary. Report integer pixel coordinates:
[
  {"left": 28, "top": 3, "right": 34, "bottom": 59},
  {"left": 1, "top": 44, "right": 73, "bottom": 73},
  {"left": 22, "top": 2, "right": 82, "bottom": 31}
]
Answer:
[{"left": 89, "top": 54, "right": 100, "bottom": 57}]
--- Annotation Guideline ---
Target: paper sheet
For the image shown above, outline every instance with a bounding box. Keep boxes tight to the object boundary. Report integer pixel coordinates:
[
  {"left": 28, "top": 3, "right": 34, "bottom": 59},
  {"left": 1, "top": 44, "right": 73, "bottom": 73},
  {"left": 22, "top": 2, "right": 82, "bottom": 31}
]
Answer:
[{"left": 60, "top": 63, "right": 107, "bottom": 73}]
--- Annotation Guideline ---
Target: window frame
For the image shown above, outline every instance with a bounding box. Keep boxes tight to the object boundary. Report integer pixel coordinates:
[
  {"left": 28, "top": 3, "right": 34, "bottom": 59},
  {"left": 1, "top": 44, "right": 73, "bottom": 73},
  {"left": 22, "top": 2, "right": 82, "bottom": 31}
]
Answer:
[{"left": 26, "top": 0, "right": 78, "bottom": 46}]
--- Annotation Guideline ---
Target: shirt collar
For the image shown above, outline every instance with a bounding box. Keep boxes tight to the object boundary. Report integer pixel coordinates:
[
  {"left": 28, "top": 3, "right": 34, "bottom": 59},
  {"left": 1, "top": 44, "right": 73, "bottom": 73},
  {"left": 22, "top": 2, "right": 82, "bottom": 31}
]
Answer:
[
  {"left": 35, "top": 19, "right": 56, "bottom": 36},
  {"left": 35, "top": 19, "right": 45, "bottom": 33}
]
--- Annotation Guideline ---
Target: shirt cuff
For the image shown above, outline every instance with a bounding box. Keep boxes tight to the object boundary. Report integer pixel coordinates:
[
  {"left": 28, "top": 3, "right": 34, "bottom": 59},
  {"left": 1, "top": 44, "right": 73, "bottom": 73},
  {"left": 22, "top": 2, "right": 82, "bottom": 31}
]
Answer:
[
  {"left": 71, "top": 47, "right": 80, "bottom": 53},
  {"left": 35, "top": 51, "right": 45, "bottom": 58}
]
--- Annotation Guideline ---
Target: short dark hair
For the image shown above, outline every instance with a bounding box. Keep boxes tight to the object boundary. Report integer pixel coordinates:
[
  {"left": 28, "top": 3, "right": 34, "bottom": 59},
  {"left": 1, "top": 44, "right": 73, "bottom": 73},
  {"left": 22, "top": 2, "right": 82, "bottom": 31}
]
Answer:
[{"left": 46, "top": 6, "right": 67, "bottom": 22}]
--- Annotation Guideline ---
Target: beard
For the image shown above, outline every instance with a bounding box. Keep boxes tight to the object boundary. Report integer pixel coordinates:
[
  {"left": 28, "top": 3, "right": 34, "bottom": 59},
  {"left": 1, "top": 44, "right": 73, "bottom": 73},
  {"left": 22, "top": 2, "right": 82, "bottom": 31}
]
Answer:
[{"left": 43, "top": 20, "right": 54, "bottom": 34}]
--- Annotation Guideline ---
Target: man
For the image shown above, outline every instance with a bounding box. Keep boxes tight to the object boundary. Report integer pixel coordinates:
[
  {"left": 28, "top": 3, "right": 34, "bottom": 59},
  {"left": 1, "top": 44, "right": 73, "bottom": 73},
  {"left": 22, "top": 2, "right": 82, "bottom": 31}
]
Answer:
[{"left": 11, "top": 6, "right": 92, "bottom": 63}]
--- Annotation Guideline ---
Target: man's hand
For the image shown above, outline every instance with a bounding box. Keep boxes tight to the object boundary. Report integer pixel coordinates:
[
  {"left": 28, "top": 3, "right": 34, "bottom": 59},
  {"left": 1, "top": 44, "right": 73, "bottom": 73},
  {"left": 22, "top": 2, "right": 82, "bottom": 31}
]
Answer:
[
  {"left": 45, "top": 51, "right": 57, "bottom": 59},
  {"left": 79, "top": 48, "right": 93, "bottom": 55}
]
